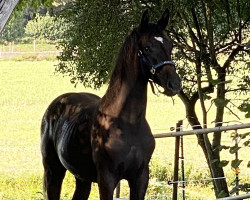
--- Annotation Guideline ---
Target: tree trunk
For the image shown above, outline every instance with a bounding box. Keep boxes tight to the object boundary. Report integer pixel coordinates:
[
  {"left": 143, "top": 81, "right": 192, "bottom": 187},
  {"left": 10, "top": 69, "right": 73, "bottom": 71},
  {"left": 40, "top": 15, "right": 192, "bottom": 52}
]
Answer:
[
  {"left": 211, "top": 66, "right": 229, "bottom": 197},
  {"left": 178, "top": 90, "right": 229, "bottom": 198},
  {"left": 0, "top": 0, "right": 20, "bottom": 33}
]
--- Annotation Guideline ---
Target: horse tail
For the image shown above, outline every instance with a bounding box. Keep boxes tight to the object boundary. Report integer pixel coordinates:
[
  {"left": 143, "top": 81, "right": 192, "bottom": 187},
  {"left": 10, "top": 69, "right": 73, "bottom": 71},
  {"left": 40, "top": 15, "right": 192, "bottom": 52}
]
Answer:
[
  {"left": 40, "top": 110, "right": 66, "bottom": 199},
  {"left": 40, "top": 111, "right": 51, "bottom": 198}
]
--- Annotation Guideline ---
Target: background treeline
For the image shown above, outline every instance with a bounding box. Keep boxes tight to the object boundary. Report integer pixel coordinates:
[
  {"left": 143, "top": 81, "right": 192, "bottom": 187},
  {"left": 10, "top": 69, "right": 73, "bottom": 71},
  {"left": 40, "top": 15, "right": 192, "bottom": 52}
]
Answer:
[{"left": 0, "top": 4, "right": 66, "bottom": 44}]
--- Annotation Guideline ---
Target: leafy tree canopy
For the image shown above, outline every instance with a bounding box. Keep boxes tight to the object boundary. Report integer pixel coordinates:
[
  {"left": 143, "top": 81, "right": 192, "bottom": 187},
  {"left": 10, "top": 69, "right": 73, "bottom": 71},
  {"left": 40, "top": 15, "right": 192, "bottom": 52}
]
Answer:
[
  {"left": 53, "top": 0, "right": 249, "bottom": 92},
  {"left": 56, "top": 1, "right": 150, "bottom": 88}
]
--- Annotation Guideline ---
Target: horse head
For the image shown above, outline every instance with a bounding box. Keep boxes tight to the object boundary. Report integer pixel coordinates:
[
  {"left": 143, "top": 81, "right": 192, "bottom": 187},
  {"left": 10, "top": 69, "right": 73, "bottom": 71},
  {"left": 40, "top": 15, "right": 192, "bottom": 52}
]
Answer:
[{"left": 137, "top": 9, "right": 181, "bottom": 96}]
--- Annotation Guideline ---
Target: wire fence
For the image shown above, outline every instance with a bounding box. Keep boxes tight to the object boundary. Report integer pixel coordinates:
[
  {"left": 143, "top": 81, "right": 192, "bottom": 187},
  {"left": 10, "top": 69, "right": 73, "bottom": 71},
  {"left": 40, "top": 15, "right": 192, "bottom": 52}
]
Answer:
[
  {"left": 113, "top": 122, "right": 250, "bottom": 200},
  {"left": 0, "top": 50, "right": 61, "bottom": 58},
  {"left": 0, "top": 121, "right": 249, "bottom": 199},
  {"left": 154, "top": 121, "right": 250, "bottom": 200}
]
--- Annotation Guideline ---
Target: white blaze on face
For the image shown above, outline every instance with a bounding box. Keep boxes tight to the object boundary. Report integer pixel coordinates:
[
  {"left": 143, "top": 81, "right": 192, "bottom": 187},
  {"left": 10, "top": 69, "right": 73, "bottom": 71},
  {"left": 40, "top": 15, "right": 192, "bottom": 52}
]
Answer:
[{"left": 154, "top": 36, "right": 164, "bottom": 44}]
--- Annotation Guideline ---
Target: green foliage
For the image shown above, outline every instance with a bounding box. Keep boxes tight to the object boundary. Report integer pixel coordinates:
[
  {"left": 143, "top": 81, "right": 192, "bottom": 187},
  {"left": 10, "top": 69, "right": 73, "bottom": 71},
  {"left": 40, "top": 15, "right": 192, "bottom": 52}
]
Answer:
[
  {"left": 1, "top": 0, "right": 64, "bottom": 43},
  {"left": 146, "top": 179, "right": 174, "bottom": 200},
  {"left": 219, "top": 131, "right": 250, "bottom": 169},
  {"left": 230, "top": 181, "right": 250, "bottom": 195},
  {"left": 16, "top": 0, "right": 54, "bottom": 12},
  {"left": 42, "top": 15, "right": 66, "bottom": 41},
  {"left": 149, "top": 162, "right": 170, "bottom": 182},
  {"left": 219, "top": 160, "right": 229, "bottom": 168},
  {"left": 231, "top": 159, "right": 243, "bottom": 169},
  {"left": 229, "top": 145, "right": 241, "bottom": 154},
  {"left": 219, "top": 131, "right": 250, "bottom": 193},
  {"left": 25, "top": 14, "right": 46, "bottom": 39},
  {"left": 239, "top": 100, "right": 250, "bottom": 118},
  {"left": 170, "top": 0, "right": 250, "bottom": 95},
  {"left": 55, "top": 0, "right": 145, "bottom": 88},
  {"left": 22, "top": 13, "right": 66, "bottom": 43},
  {"left": 0, "top": 13, "right": 27, "bottom": 42},
  {"left": 214, "top": 98, "right": 229, "bottom": 108}
]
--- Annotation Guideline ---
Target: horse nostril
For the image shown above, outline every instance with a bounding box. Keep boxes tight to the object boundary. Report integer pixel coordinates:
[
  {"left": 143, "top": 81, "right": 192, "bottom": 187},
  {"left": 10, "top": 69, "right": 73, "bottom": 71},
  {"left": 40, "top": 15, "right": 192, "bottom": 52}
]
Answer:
[
  {"left": 167, "top": 78, "right": 181, "bottom": 94},
  {"left": 167, "top": 81, "right": 174, "bottom": 90}
]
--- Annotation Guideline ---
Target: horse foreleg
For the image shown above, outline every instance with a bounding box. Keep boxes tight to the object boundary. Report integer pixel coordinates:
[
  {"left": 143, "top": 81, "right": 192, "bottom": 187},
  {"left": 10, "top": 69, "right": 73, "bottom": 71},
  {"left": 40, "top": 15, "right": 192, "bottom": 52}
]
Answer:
[
  {"left": 128, "top": 166, "right": 149, "bottom": 200},
  {"left": 72, "top": 177, "right": 92, "bottom": 200},
  {"left": 97, "top": 170, "right": 118, "bottom": 200}
]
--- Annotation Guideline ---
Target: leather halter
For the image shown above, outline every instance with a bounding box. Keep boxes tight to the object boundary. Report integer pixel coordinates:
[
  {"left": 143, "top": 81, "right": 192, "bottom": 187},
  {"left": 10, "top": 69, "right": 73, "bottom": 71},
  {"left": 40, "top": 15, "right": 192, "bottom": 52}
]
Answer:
[{"left": 138, "top": 50, "right": 176, "bottom": 76}]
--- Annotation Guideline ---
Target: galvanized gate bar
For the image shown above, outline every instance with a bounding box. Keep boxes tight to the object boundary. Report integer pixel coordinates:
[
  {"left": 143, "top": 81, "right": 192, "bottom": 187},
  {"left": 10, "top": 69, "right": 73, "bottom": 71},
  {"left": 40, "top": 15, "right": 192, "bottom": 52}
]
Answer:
[
  {"left": 212, "top": 193, "right": 250, "bottom": 200},
  {"left": 172, "top": 121, "right": 181, "bottom": 200},
  {"left": 153, "top": 123, "right": 250, "bottom": 138}
]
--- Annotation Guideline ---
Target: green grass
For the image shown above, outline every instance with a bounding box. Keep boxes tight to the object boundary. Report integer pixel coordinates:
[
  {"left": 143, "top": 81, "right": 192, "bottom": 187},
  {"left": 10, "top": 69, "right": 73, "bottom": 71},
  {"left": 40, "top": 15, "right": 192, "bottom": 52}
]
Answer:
[{"left": 0, "top": 60, "right": 249, "bottom": 199}]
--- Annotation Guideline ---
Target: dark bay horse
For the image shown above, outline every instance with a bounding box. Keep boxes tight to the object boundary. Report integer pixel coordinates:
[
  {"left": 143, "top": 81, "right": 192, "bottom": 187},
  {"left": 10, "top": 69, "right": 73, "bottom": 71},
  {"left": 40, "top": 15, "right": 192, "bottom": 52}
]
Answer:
[{"left": 41, "top": 8, "right": 181, "bottom": 200}]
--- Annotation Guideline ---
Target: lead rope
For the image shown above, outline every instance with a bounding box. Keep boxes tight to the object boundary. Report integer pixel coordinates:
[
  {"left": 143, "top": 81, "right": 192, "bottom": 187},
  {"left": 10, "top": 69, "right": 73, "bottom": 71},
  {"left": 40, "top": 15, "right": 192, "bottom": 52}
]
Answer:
[
  {"left": 149, "top": 80, "right": 162, "bottom": 96},
  {"left": 149, "top": 80, "right": 157, "bottom": 95},
  {"left": 149, "top": 80, "right": 176, "bottom": 105}
]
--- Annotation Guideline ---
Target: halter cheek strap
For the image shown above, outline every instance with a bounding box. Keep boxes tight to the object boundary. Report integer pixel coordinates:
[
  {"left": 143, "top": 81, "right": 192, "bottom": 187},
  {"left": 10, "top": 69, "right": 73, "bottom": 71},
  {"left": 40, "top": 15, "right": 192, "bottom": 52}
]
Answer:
[{"left": 138, "top": 50, "right": 176, "bottom": 75}]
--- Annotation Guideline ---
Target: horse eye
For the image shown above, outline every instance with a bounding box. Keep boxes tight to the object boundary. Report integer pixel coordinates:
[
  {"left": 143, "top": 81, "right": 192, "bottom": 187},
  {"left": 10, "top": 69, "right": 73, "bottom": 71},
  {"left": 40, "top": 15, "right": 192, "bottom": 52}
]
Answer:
[{"left": 144, "top": 47, "right": 150, "bottom": 52}]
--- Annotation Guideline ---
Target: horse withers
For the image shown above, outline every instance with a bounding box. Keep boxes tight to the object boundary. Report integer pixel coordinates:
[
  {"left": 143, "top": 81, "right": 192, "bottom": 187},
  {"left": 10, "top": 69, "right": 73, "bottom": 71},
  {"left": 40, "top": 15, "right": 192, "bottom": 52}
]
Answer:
[{"left": 41, "top": 8, "right": 181, "bottom": 200}]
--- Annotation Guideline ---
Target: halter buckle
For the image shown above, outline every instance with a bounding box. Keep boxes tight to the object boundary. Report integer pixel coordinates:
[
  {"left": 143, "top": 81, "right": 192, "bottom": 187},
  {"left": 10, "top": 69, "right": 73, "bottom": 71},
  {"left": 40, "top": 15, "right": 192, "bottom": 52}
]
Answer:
[
  {"left": 138, "top": 50, "right": 142, "bottom": 57},
  {"left": 150, "top": 67, "right": 156, "bottom": 74}
]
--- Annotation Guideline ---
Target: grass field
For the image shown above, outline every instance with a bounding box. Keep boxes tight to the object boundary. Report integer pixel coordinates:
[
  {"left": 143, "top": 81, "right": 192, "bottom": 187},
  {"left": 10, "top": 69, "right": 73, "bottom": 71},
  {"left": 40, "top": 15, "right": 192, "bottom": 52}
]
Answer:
[{"left": 0, "top": 57, "right": 249, "bottom": 199}]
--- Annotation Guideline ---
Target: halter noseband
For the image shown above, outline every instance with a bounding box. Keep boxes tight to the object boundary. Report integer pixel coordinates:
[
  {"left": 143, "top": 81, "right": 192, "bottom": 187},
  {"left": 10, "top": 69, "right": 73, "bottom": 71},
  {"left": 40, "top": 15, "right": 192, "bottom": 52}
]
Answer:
[{"left": 138, "top": 50, "right": 176, "bottom": 75}]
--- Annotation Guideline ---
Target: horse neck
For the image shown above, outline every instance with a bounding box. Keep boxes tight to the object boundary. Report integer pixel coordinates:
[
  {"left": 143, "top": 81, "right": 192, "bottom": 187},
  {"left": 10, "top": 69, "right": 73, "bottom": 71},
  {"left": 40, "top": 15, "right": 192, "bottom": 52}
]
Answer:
[{"left": 99, "top": 64, "right": 148, "bottom": 123}]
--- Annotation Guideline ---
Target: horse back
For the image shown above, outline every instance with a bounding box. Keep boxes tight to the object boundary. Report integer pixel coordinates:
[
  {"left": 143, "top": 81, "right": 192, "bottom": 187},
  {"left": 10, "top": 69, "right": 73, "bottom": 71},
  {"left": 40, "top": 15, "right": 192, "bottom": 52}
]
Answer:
[{"left": 41, "top": 92, "right": 100, "bottom": 181}]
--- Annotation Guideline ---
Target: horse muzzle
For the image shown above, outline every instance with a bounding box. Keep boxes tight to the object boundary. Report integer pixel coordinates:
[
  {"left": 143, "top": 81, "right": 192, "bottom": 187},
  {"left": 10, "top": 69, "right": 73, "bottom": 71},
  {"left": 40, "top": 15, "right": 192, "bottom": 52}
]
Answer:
[{"left": 155, "top": 65, "right": 182, "bottom": 96}]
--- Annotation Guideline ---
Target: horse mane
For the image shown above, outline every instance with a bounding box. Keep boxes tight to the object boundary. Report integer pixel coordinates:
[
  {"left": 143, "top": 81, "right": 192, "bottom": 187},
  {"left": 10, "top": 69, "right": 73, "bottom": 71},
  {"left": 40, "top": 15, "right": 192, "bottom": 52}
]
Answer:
[
  {"left": 110, "top": 29, "right": 139, "bottom": 86},
  {"left": 100, "top": 29, "right": 139, "bottom": 108}
]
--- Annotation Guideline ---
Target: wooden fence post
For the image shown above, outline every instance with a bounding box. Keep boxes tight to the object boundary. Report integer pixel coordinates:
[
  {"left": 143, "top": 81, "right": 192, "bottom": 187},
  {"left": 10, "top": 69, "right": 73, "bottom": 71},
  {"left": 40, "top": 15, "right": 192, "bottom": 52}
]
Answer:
[
  {"left": 234, "top": 130, "right": 239, "bottom": 196},
  {"left": 172, "top": 121, "right": 181, "bottom": 200},
  {"left": 179, "top": 120, "right": 185, "bottom": 200}
]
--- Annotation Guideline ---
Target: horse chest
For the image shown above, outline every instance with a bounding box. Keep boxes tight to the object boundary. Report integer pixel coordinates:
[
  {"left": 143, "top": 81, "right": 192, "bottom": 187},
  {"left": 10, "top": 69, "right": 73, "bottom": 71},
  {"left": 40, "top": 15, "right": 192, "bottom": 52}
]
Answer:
[{"left": 92, "top": 121, "right": 155, "bottom": 173}]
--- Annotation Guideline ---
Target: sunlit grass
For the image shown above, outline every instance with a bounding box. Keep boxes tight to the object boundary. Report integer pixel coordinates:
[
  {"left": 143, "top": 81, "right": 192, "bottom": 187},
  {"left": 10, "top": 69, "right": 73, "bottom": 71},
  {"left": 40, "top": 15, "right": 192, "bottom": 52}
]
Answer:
[{"left": 0, "top": 60, "right": 249, "bottom": 199}]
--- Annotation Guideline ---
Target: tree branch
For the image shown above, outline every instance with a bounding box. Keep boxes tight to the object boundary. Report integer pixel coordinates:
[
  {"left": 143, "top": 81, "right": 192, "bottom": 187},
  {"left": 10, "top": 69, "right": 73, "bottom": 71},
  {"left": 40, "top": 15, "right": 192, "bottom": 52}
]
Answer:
[
  {"left": 236, "top": 0, "right": 242, "bottom": 43},
  {"left": 223, "top": 44, "right": 245, "bottom": 69},
  {"left": 224, "top": 0, "right": 232, "bottom": 28},
  {"left": 197, "top": 63, "right": 208, "bottom": 128},
  {"left": 215, "top": 38, "right": 237, "bottom": 52},
  {"left": 191, "top": 7, "right": 203, "bottom": 43},
  {"left": 176, "top": 11, "right": 201, "bottom": 47},
  {"left": 226, "top": 88, "right": 250, "bottom": 93},
  {"left": 190, "top": 83, "right": 214, "bottom": 104},
  {"left": 202, "top": 0, "right": 218, "bottom": 67},
  {"left": 241, "top": 15, "right": 250, "bottom": 29},
  {"left": 225, "top": 106, "right": 241, "bottom": 120},
  {"left": 169, "top": 28, "right": 195, "bottom": 51}
]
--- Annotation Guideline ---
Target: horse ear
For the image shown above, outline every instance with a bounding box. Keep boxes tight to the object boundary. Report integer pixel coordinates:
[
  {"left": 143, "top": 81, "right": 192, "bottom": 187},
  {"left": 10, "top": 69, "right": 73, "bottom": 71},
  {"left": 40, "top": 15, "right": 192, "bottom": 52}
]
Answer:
[
  {"left": 157, "top": 8, "right": 170, "bottom": 30},
  {"left": 139, "top": 9, "right": 149, "bottom": 32}
]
